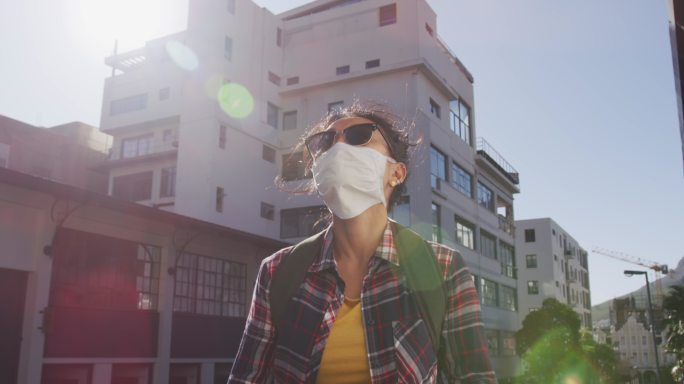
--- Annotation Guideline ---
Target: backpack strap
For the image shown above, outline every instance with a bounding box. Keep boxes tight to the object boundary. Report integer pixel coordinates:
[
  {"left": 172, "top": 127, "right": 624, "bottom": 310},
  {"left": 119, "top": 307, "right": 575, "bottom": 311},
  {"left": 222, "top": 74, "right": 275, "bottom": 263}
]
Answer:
[
  {"left": 391, "top": 221, "right": 446, "bottom": 356},
  {"left": 269, "top": 230, "right": 326, "bottom": 334}
]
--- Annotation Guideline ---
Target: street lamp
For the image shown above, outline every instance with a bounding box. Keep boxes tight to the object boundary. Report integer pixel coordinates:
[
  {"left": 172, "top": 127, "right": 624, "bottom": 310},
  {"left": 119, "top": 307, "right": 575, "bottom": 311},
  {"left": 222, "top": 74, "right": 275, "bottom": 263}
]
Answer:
[{"left": 624, "top": 270, "right": 662, "bottom": 384}]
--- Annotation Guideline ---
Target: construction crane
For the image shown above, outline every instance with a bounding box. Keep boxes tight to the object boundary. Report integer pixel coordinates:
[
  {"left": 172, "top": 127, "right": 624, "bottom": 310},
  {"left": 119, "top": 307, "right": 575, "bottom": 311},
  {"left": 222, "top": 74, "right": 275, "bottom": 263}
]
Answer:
[{"left": 592, "top": 247, "right": 670, "bottom": 305}]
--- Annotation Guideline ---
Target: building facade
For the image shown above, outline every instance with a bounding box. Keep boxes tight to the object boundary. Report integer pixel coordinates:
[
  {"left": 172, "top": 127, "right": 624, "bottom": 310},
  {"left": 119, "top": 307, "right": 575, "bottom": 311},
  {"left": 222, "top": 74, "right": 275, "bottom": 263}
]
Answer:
[
  {"left": 0, "top": 167, "right": 284, "bottom": 384},
  {"left": 515, "top": 218, "right": 592, "bottom": 328},
  {"left": 100, "top": 0, "right": 521, "bottom": 379}
]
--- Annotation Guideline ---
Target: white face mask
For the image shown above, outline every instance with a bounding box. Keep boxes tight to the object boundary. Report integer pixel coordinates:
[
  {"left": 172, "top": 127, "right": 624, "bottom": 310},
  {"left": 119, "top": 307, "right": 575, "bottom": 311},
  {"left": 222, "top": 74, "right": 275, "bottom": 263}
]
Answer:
[{"left": 312, "top": 142, "right": 396, "bottom": 219}]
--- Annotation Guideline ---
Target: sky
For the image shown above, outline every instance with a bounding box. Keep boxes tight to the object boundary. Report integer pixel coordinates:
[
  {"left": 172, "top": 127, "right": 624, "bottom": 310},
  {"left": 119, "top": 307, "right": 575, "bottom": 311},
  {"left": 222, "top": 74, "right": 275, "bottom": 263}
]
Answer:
[{"left": 0, "top": 0, "right": 682, "bottom": 307}]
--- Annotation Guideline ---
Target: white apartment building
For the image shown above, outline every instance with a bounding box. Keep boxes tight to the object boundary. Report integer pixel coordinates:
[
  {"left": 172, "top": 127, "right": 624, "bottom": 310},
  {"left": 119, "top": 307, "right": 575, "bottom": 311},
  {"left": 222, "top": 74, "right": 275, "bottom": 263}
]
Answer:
[
  {"left": 100, "top": 0, "right": 521, "bottom": 379},
  {"left": 515, "top": 218, "right": 592, "bottom": 327},
  {"left": 613, "top": 315, "right": 678, "bottom": 381}
]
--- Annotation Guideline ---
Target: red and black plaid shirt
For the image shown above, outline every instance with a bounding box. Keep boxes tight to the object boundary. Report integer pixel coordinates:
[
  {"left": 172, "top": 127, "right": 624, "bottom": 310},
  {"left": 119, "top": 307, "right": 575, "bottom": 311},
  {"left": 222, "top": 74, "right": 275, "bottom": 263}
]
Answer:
[{"left": 229, "top": 221, "right": 497, "bottom": 383}]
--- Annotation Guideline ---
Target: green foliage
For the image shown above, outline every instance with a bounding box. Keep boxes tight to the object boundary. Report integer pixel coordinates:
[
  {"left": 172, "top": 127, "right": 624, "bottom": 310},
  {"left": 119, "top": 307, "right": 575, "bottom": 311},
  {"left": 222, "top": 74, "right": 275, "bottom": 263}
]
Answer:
[
  {"left": 663, "top": 286, "right": 684, "bottom": 383},
  {"left": 514, "top": 298, "right": 620, "bottom": 384}
]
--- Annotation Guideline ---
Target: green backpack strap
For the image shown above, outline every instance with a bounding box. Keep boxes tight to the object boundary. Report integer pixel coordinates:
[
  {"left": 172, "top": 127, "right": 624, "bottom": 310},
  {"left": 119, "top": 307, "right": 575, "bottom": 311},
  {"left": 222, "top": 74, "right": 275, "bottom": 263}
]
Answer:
[
  {"left": 270, "top": 230, "right": 326, "bottom": 334},
  {"left": 391, "top": 221, "right": 446, "bottom": 356}
]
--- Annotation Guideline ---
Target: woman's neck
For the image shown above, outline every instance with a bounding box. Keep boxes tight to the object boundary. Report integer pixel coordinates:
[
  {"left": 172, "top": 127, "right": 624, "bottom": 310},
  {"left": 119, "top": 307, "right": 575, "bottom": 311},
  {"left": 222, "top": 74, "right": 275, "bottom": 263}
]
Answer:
[{"left": 331, "top": 204, "right": 388, "bottom": 264}]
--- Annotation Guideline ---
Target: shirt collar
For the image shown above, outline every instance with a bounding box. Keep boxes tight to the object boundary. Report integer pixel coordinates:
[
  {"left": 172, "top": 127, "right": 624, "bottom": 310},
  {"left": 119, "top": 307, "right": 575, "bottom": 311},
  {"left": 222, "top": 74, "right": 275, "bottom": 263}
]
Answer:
[{"left": 308, "top": 220, "right": 400, "bottom": 273}]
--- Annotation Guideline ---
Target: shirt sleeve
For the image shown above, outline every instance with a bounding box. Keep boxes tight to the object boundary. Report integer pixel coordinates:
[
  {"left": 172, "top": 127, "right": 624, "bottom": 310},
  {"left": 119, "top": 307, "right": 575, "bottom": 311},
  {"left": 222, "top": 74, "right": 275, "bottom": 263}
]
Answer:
[
  {"left": 228, "top": 251, "right": 282, "bottom": 383},
  {"left": 439, "top": 248, "right": 498, "bottom": 383}
]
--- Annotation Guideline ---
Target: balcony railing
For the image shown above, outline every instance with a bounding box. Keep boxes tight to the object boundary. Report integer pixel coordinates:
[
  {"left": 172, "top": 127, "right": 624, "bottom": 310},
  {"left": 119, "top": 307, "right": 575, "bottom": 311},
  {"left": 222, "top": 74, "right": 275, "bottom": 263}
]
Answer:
[
  {"left": 476, "top": 138, "right": 519, "bottom": 185},
  {"left": 105, "top": 47, "right": 147, "bottom": 74},
  {"left": 498, "top": 214, "right": 516, "bottom": 236},
  {"left": 103, "top": 141, "right": 178, "bottom": 162},
  {"left": 436, "top": 35, "right": 474, "bottom": 83}
]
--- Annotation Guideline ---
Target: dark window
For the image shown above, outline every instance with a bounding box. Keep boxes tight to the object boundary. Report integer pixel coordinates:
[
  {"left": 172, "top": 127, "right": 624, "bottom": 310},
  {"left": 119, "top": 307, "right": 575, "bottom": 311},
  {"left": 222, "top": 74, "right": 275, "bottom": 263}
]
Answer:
[
  {"left": 283, "top": 110, "right": 297, "bottom": 131},
  {"left": 160, "top": 167, "right": 176, "bottom": 198},
  {"left": 286, "top": 76, "right": 299, "bottom": 85},
  {"left": 379, "top": 3, "right": 397, "bottom": 26},
  {"left": 455, "top": 216, "right": 475, "bottom": 250},
  {"left": 528, "top": 281, "right": 539, "bottom": 294},
  {"left": 262, "top": 145, "right": 276, "bottom": 163},
  {"left": 476, "top": 181, "right": 494, "bottom": 211},
  {"left": 281, "top": 152, "right": 310, "bottom": 181},
  {"left": 260, "top": 202, "right": 275, "bottom": 220},
  {"left": 328, "top": 101, "right": 344, "bottom": 113},
  {"left": 216, "top": 187, "right": 224, "bottom": 212},
  {"left": 121, "top": 134, "right": 152, "bottom": 159},
  {"left": 276, "top": 27, "right": 282, "bottom": 47},
  {"left": 486, "top": 329, "right": 499, "bottom": 357},
  {"left": 173, "top": 253, "right": 246, "bottom": 317},
  {"left": 280, "top": 206, "right": 328, "bottom": 238},
  {"left": 224, "top": 36, "right": 233, "bottom": 60},
  {"left": 480, "top": 230, "right": 497, "bottom": 259},
  {"left": 50, "top": 228, "right": 160, "bottom": 310},
  {"left": 526, "top": 254, "right": 537, "bottom": 268},
  {"left": 267, "top": 102, "right": 279, "bottom": 128},
  {"left": 500, "top": 286, "right": 517, "bottom": 311},
  {"left": 112, "top": 171, "right": 153, "bottom": 201},
  {"left": 481, "top": 278, "right": 498, "bottom": 307},
  {"left": 214, "top": 363, "right": 232, "bottom": 384},
  {"left": 227, "top": 0, "right": 235, "bottom": 14},
  {"left": 110, "top": 93, "right": 147, "bottom": 115},
  {"left": 431, "top": 202, "right": 441, "bottom": 242},
  {"left": 429, "top": 98, "right": 441, "bottom": 118},
  {"left": 425, "top": 23, "right": 433, "bottom": 36},
  {"left": 365, "top": 59, "right": 380, "bottom": 69},
  {"left": 268, "top": 71, "right": 281, "bottom": 86},
  {"left": 429, "top": 146, "right": 446, "bottom": 189},
  {"left": 449, "top": 99, "right": 471, "bottom": 144},
  {"left": 451, "top": 162, "right": 472, "bottom": 197},
  {"left": 500, "top": 242, "right": 515, "bottom": 278},
  {"left": 525, "top": 229, "right": 536, "bottom": 242},
  {"left": 219, "top": 125, "right": 227, "bottom": 149},
  {"left": 336, "top": 65, "right": 350, "bottom": 75}
]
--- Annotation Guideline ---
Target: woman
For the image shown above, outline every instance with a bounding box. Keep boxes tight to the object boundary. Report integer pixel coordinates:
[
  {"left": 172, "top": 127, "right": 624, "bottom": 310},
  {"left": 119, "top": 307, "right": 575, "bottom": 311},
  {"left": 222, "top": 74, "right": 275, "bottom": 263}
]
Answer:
[{"left": 229, "top": 103, "right": 497, "bottom": 383}]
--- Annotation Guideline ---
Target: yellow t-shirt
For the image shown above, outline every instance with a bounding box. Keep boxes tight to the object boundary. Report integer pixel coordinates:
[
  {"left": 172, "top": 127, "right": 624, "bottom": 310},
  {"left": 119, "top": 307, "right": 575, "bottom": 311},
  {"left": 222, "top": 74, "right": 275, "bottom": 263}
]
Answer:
[{"left": 316, "top": 297, "right": 371, "bottom": 384}]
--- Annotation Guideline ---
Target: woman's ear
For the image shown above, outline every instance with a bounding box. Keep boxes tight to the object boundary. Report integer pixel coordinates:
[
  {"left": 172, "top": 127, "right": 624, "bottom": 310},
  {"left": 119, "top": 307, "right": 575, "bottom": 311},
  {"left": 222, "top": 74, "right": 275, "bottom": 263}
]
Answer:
[{"left": 390, "top": 162, "right": 407, "bottom": 186}]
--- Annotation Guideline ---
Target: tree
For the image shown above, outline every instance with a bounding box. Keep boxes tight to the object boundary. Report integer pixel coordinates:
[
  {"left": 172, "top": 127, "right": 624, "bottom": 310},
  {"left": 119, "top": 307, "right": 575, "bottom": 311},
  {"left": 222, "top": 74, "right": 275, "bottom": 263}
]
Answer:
[
  {"left": 663, "top": 286, "right": 684, "bottom": 383},
  {"left": 515, "top": 298, "right": 619, "bottom": 384}
]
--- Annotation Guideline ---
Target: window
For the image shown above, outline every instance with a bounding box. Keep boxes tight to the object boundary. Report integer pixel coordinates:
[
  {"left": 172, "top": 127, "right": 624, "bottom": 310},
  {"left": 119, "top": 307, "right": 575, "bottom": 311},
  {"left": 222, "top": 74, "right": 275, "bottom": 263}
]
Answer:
[
  {"left": 451, "top": 162, "right": 472, "bottom": 197},
  {"left": 276, "top": 27, "right": 282, "bottom": 47},
  {"left": 51, "top": 229, "right": 161, "bottom": 310},
  {"left": 216, "top": 187, "right": 224, "bottom": 212},
  {"left": 160, "top": 167, "right": 176, "bottom": 198},
  {"left": 455, "top": 216, "right": 475, "bottom": 250},
  {"left": 429, "top": 146, "right": 446, "bottom": 189},
  {"left": 214, "top": 363, "right": 232, "bottom": 384},
  {"left": 486, "top": 329, "right": 499, "bottom": 357},
  {"left": 287, "top": 76, "right": 299, "bottom": 85},
  {"left": 268, "top": 71, "right": 281, "bottom": 86},
  {"left": 500, "top": 285, "right": 517, "bottom": 311},
  {"left": 262, "top": 145, "right": 276, "bottom": 163},
  {"left": 526, "top": 254, "right": 537, "bottom": 268},
  {"left": 501, "top": 331, "right": 516, "bottom": 356},
  {"left": 481, "top": 278, "right": 498, "bottom": 307},
  {"left": 173, "top": 252, "right": 246, "bottom": 317},
  {"left": 425, "top": 23, "right": 434, "bottom": 36},
  {"left": 390, "top": 195, "right": 411, "bottom": 227},
  {"left": 527, "top": 280, "right": 539, "bottom": 295},
  {"left": 112, "top": 171, "right": 153, "bottom": 201},
  {"left": 476, "top": 181, "right": 494, "bottom": 211},
  {"left": 283, "top": 110, "right": 297, "bottom": 131},
  {"left": 500, "top": 242, "right": 515, "bottom": 278},
  {"left": 480, "top": 230, "right": 497, "bottom": 259},
  {"left": 642, "top": 336, "right": 647, "bottom": 345},
  {"left": 336, "top": 65, "right": 350, "bottom": 75},
  {"left": 328, "top": 101, "right": 344, "bottom": 113},
  {"left": 525, "top": 229, "right": 536, "bottom": 242},
  {"left": 227, "top": 0, "right": 235, "bottom": 14},
  {"left": 281, "top": 152, "right": 310, "bottom": 181},
  {"left": 260, "top": 202, "right": 275, "bottom": 220},
  {"left": 365, "top": 59, "right": 380, "bottom": 69},
  {"left": 379, "top": 3, "right": 397, "bottom": 26},
  {"left": 163, "top": 129, "right": 174, "bottom": 143},
  {"left": 219, "top": 125, "right": 227, "bottom": 149},
  {"left": 110, "top": 93, "right": 148, "bottom": 115},
  {"left": 267, "top": 102, "right": 279, "bottom": 128},
  {"left": 431, "top": 203, "right": 441, "bottom": 242},
  {"left": 280, "top": 205, "right": 328, "bottom": 238},
  {"left": 159, "top": 87, "right": 170, "bottom": 100},
  {"left": 0, "top": 142, "right": 9, "bottom": 167},
  {"left": 429, "top": 98, "right": 441, "bottom": 118},
  {"left": 224, "top": 36, "right": 233, "bottom": 60},
  {"left": 121, "top": 134, "right": 152, "bottom": 159},
  {"left": 449, "top": 99, "right": 471, "bottom": 144}
]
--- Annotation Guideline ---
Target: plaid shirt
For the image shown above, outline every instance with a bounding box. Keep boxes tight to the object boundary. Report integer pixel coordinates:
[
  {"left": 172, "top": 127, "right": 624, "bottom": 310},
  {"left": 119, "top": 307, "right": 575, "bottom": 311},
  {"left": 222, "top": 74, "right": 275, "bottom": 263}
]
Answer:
[{"left": 229, "top": 221, "right": 497, "bottom": 384}]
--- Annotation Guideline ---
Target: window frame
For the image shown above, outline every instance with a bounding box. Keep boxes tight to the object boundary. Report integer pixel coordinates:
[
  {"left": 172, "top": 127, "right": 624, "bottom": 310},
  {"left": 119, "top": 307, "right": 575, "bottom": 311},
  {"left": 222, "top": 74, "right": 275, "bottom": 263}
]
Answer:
[
  {"left": 455, "top": 216, "right": 475, "bottom": 250},
  {"left": 476, "top": 181, "right": 494, "bottom": 212},
  {"left": 429, "top": 146, "right": 447, "bottom": 189},
  {"left": 451, "top": 161, "right": 472, "bottom": 197},
  {"left": 379, "top": 3, "right": 397, "bottom": 26}
]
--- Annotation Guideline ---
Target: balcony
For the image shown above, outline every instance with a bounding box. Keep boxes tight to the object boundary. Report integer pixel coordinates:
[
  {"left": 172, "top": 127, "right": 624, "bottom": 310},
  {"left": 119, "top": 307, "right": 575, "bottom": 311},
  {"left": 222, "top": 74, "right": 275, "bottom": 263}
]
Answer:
[
  {"left": 564, "top": 248, "right": 574, "bottom": 259},
  {"left": 476, "top": 138, "right": 520, "bottom": 186},
  {"left": 93, "top": 140, "right": 178, "bottom": 169},
  {"left": 498, "top": 214, "right": 516, "bottom": 237},
  {"left": 105, "top": 47, "right": 147, "bottom": 74},
  {"left": 436, "top": 35, "right": 474, "bottom": 83}
]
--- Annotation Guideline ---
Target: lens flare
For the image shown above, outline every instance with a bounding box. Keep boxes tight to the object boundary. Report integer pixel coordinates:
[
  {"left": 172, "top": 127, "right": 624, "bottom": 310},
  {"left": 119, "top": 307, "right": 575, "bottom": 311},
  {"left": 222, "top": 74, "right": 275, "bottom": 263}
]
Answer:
[
  {"left": 164, "top": 40, "right": 199, "bottom": 71},
  {"left": 562, "top": 374, "right": 582, "bottom": 384},
  {"left": 217, "top": 83, "right": 254, "bottom": 119}
]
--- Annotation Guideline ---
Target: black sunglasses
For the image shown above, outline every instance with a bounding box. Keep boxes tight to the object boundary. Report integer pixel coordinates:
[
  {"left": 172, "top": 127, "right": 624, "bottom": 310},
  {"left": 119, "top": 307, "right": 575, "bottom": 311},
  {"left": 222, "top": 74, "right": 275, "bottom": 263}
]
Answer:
[{"left": 305, "top": 123, "right": 394, "bottom": 159}]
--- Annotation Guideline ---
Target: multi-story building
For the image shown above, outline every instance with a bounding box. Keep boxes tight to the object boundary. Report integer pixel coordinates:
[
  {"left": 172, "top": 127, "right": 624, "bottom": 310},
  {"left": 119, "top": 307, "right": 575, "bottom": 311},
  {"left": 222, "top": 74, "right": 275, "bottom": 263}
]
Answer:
[
  {"left": 101, "top": 0, "right": 521, "bottom": 379},
  {"left": 515, "top": 218, "right": 592, "bottom": 327},
  {"left": 0, "top": 115, "right": 111, "bottom": 192}
]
